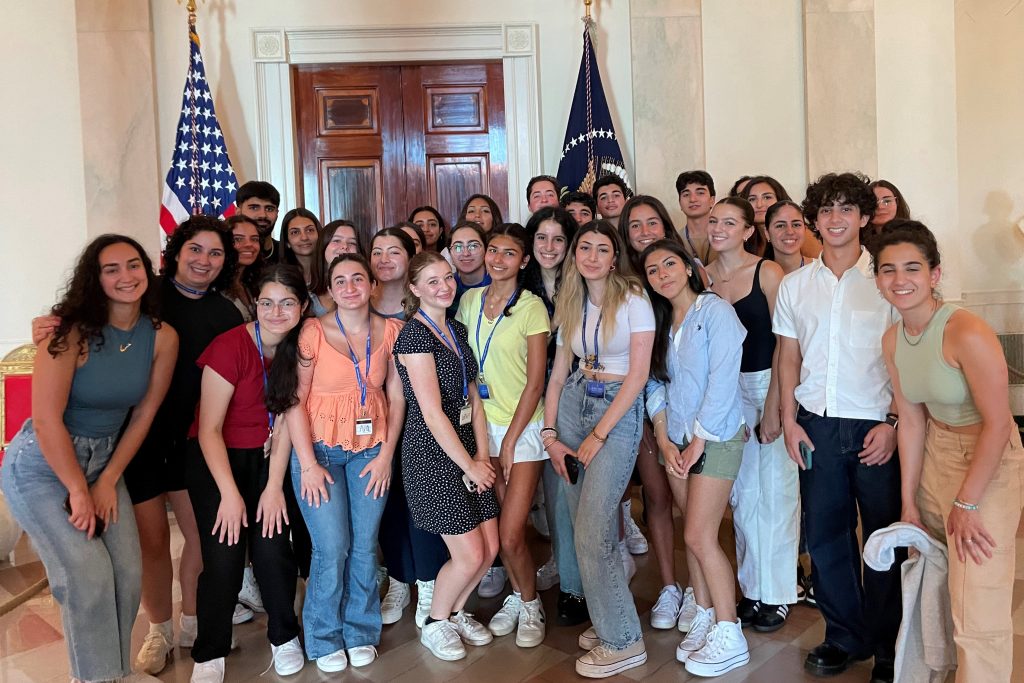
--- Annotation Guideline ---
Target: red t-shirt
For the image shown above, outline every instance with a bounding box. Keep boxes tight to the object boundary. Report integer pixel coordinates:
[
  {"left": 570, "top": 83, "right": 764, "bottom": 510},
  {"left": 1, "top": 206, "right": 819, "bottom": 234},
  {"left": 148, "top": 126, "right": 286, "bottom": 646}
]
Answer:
[{"left": 188, "top": 324, "right": 270, "bottom": 449}]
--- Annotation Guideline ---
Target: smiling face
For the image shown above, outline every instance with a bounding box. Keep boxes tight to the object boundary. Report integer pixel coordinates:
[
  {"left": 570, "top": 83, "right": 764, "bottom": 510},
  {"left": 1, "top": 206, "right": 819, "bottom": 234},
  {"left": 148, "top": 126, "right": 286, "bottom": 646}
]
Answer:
[
  {"left": 485, "top": 234, "right": 527, "bottom": 284},
  {"left": 875, "top": 242, "right": 940, "bottom": 312},
  {"left": 626, "top": 203, "right": 667, "bottom": 252},
  {"left": 231, "top": 221, "right": 261, "bottom": 267},
  {"left": 596, "top": 184, "right": 625, "bottom": 220},
  {"left": 873, "top": 186, "right": 898, "bottom": 226},
  {"left": 239, "top": 197, "right": 278, "bottom": 239},
  {"left": 746, "top": 182, "right": 778, "bottom": 225},
  {"left": 465, "top": 198, "right": 496, "bottom": 231},
  {"left": 410, "top": 260, "right": 457, "bottom": 309},
  {"left": 678, "top": 183, "right": 714, "bottom": 219},
  {"left": 707, "top": 203, "right": 755, "bottom": 253},
  {"left": 99, "top": 242, "right": 148, "bottom": 304},
  {"left": 767, "top": 204, "right": 806, "bottom": 257},
  {"left": 370, "top": 236, "right": 410, "bottom": 284},
  {"left": 533, "top": 219, "right": 568, "bottom": 272},
  {"left": 255, "top": 281, "right": 304, "bottom": 335},
  {"left": 816, "top": 199, "right": 868, "bottom": 249},
  {"left": 329, "top": 259, "right": 373, "bottom": 310},
  {"left": 175, "top": 229, "right": 226, "bottom": 290},
  {"left": 527, "top": 182, "right": 559, "bottom": 214},
  {"left": 644, "top": 248, "right": 693, "bottom": 302},
  {"left": 325, "top": 225, "right": 359, "bottom": 264},
  {"left": 574, "top": 231, "right": 616, "bottom": 281},
  {"left": 412, "top": 210, "right": 442, "bottom": 249},
  {"left": 285, "top": 216, "right": 318, "bottom": 257},
  {"left": 449, "top": 227, "right": 485, "bottom": 276}
]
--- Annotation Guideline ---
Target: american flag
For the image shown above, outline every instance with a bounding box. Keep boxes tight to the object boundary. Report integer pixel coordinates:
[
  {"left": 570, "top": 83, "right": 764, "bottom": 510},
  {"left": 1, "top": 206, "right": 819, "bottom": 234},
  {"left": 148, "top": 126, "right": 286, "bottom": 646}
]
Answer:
[{"left": 159, "top": 24, "right": 237, "bottom": 236}]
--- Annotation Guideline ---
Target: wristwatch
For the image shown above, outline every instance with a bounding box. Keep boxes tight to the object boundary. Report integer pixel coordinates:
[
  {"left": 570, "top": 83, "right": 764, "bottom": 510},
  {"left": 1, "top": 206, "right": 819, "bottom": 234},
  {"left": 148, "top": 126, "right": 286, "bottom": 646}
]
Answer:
[{"left": 884, "top": 412, "right": 899, "bottom": 429}]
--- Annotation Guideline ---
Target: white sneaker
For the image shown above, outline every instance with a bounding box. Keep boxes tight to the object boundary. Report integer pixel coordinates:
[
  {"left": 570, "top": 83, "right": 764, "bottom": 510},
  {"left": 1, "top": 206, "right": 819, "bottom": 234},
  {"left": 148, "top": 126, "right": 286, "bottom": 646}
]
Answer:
[
  {"left": 231, "top": 603, "right": 254, "bottom": 625},
  {"left": 488, "top": 592, "right": 523, "bottom": 636},
  {"left": 684, "top": 620, "right": 750, "bottom": 677},
  {"left": 135, "top": 623, "right": 173, "bottom": 675},
  {"left": 190, "top": 657, "right": 224, "bottom": 683},
  {"left": 536, "top": 555, "right": 559, "bottom": 591},
  {"left": 450, "top": 610, "right": 493, "bottom": 645},
  {"left": 315, "top": 648, "right": 347, "bottom": 673},
  {"left": 677, "top": 586, "right": 698, "bottom": 632},
  {"left": 381, "top": 578, "right": 410, "bottom": 625},
  {"left": 179, "top": 613, "right": 198, "bottom": 647},
  {"left": 676, "top": 605, "right": 714, "bottom": 662},
  {"left": 622, "top": 500, "right": 649, "bottom": 554},
  {"left": 516, "top": 597, "right": 546, "bottom": 648},
  {"left": 270, "top": 636, "right": 305, "bottom": 676},
  {"left": 415, "top": 580, "right": 434, "bottom": 628},
  {"left": 238, "top": 565, "right": 265, "bottom": 612},
  {"left": 420, "top": 620, "right": 466, "bottom": 661},
  {"left": 347, "top": 645, "right": 377, "bottom": 667},
  {"left": 619, "top": 542, "right": 636, "bottom": 584},
  {"left": 578, "top": 626, "right": 599, "bottom": 651},
  {"left": 477, "top": 566, "right": 507, "bottom": 599},
  {"left": 575, "top": 639, "right": 647, "bottom": 678},
  {"left": 650, "top": 583, "right": 683, "bottom": 630}
]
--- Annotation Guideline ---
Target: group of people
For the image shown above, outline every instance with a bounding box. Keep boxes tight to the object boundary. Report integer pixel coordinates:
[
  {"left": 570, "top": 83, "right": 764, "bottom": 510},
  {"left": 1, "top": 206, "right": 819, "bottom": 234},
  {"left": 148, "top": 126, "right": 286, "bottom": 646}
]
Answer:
[{"left": 2, "top": 168, "right": 1020, "bottom": 683}]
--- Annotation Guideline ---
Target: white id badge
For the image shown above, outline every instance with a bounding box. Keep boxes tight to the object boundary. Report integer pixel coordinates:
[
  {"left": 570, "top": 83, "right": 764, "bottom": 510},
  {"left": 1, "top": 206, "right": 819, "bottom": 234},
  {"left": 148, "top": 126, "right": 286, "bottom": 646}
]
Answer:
[
  {"left": 263, "top": 436, "right": 273, "bottom": 459},
  {"left": 459, "top": 403, "right": 472, "bottom": 426},
  {"left": 355, "top": 418, "right": 373, "bottom": 436}
]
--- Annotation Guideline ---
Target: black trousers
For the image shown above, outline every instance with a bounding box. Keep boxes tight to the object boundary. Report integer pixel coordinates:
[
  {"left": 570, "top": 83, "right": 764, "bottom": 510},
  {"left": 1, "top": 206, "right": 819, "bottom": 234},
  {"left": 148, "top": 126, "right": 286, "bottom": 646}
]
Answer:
[
  {"left": 378, "top": 452, "right": 449, "bottom": 584},
  {"left": 186, "top": 440, "right": 300, "bottom": 662},
  {"left": 283, "top": 460, "right": 312, "bottom": 579},
  {"left": 797, "top": 406, "right": 903, "bottom": 660}
]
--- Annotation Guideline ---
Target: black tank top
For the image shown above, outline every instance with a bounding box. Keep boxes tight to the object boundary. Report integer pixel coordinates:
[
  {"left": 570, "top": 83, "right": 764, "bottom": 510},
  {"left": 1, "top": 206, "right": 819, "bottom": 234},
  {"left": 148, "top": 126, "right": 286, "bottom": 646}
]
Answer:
[{"left": 732, "top": 259, "right": 775, "bottom": 372}]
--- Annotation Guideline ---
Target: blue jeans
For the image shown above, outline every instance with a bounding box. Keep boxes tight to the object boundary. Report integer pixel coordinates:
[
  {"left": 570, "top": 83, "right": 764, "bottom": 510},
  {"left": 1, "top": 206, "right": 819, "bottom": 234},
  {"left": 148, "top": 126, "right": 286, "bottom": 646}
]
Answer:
[
  {"left": 541, "top": 459, "right": 582, "bottom": 596},
  {"left": 290, "top": 443, "right": 389, "bottom": 658},
  {"left": 797, "top": 406, "right": 902, "bottom": 659},
  {"left": 1, "top": 420, "right": 141, "bottom": 681},
  {"left": 557, "top": 372, "right": 644, "bottom": 649}
]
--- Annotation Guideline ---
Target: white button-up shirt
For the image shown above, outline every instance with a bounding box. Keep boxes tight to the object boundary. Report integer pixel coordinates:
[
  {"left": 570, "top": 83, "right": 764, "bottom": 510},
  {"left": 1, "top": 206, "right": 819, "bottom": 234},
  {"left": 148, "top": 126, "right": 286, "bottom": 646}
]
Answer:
[{"left": 773, "top": 248, "right": 897, "bottom": 421}]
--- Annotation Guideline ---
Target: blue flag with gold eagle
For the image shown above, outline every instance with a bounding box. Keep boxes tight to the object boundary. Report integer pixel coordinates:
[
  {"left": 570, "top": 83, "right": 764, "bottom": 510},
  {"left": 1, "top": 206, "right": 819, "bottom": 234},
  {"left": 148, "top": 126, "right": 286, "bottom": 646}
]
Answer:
[{"left": 556, "top": 20, "right": 631, "bottom": 197}]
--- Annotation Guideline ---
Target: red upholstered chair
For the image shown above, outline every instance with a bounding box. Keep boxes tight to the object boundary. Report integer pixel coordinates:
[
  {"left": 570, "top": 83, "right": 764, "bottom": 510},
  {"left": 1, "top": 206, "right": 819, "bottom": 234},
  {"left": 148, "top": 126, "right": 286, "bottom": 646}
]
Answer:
[{"left": 0, "top": 344, "right": 36, "bottom": 465}]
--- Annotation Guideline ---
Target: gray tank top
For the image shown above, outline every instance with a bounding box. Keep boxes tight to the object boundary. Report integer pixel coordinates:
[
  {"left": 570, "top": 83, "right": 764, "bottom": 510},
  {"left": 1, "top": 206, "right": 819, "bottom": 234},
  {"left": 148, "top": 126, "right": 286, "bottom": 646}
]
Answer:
[{"left": 62, "top": 319, "right": 157, "bottom": 437}]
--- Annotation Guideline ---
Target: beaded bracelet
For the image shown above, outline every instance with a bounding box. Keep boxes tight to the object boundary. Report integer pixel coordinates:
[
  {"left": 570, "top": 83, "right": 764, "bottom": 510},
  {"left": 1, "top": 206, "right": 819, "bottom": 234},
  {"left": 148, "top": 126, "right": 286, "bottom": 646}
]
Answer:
[{"left": 952, "top": 498, "right": 979, "bottom": 511}]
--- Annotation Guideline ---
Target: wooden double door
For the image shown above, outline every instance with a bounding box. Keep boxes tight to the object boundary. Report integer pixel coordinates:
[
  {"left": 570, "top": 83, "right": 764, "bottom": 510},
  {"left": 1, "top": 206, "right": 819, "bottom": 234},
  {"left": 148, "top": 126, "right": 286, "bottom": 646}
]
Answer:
[{"left": 293, "top": 62, "right": 507, "bottom": 243}]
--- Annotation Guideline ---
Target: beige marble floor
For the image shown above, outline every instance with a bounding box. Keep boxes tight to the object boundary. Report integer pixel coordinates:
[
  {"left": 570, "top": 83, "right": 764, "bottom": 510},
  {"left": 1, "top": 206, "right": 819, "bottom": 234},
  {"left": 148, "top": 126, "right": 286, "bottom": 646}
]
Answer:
[{"left": 2, "top": 505, "right": 1023, "bottom": 683}]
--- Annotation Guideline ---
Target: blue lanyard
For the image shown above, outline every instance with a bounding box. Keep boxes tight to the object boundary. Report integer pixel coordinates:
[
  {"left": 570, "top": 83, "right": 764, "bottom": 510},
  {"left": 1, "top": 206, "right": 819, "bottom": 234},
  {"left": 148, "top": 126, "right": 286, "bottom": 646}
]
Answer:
[
  {"left": 475, "top": 287, "right": 518, "bottom": 379},
  {"left": 334, "top": 311, "right": 372, "bottom": 411},
  {"left": 418, "top": 310, "right": 469, "bottom": 404},
  {"left": 581, "top": 299, "right": 603, "bottom": 369},
  {"left": 253, "top": 322, "right": 274, "bottom": 433}
]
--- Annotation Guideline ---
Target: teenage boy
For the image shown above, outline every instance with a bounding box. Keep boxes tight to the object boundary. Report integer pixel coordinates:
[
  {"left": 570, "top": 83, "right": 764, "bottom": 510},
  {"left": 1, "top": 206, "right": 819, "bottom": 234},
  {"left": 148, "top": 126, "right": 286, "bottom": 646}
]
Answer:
[
  {"left": 675, "top": 170, "right": 716, "bottom": 267},
  {"left": 527, "top": 175, "right": 560, "bottom": 213},
  {"left": 592, "top": 175, "right": 628, "bottom": 222},
  {"left": 236, "top": 181, "right": 281, "bottom": 261},
  {"left": 561, "top": 190, "right": 596, "bottom": 225},
  {"left": 773, "top": 172, "right": 901, "bottom": 683}
]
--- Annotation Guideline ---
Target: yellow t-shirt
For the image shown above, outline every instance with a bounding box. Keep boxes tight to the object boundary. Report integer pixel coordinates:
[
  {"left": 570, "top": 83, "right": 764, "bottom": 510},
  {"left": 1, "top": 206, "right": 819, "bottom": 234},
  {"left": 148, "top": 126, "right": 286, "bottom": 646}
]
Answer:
[{"left": 457, "top": 287, "right": 550, "bottom": 425}]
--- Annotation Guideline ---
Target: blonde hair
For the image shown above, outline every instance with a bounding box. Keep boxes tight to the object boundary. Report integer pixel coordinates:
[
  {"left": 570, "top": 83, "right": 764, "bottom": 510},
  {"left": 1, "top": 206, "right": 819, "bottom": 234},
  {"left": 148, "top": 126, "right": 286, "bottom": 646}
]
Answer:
[
  {"left": 554, "top": 220, "right": 644, "bottom": 345},
  {"left": 403, "top": 250, "right": 450, "bottom": 318}
]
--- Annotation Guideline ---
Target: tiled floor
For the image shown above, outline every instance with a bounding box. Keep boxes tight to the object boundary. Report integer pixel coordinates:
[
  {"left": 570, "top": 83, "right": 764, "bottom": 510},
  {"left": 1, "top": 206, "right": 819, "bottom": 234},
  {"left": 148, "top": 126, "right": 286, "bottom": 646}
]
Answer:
[{"left": 2, "top": 505, "right": 1023, "bottom": 682}]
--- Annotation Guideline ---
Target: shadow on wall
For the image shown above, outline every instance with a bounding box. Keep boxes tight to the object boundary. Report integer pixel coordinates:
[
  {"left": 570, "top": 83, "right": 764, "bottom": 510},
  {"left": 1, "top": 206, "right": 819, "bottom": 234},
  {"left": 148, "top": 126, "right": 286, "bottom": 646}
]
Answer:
[
  {"left": 972, "top": 190, "right": 1024, "bottom": 291},
  {"left": 210, "top": 1, "right": 254, "bottom": 191}
]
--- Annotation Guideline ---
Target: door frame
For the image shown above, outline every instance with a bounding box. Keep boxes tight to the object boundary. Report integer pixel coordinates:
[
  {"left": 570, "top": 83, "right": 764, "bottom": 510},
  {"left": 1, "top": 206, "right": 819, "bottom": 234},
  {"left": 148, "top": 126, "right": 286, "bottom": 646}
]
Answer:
[{"left": 251, "top": 22, "right": 541, "bottom": 225}]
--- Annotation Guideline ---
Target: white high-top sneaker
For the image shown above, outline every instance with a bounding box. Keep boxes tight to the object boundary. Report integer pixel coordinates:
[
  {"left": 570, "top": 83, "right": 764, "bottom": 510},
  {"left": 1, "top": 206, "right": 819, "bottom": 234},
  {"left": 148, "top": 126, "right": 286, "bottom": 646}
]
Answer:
[
  {"left": 684, "top": 619, "right": 750, "bottom": 677},
  {"left": 675, "top": 605, "right": 714, "bottom": 662}
]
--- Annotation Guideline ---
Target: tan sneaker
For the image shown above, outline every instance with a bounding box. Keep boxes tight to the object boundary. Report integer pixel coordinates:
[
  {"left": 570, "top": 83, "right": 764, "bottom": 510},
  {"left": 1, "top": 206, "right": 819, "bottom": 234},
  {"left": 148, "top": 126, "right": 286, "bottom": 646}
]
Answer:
[{"left": 575, "top": 638, "right": 647, "bottom": 678}]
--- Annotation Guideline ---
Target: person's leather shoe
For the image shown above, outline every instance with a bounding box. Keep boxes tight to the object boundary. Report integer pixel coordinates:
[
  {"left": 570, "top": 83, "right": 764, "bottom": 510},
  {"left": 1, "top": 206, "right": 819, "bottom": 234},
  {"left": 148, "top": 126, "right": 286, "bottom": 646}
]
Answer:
[
  {"left": 804, "top": 642, "right": 855, "bottom": 676},
  {"left": 736, "top": 597, "right": 760, "bottom": 627},
  {"left": 556, "top": 591, "right": 589, "bottom": 626},
  {"left": 870, "top": 657, "right": 895, "bottom": 683}
]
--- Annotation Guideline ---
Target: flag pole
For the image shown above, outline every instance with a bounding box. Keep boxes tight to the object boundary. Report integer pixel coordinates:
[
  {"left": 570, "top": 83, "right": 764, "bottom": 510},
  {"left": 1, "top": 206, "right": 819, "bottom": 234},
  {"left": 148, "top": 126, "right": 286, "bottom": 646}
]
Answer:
[
  {"left": 584, "top": 0, "right": 592, "bottom": 19},
  {"left": 182, "top": 0, "right": 201, "bottom": 214}
]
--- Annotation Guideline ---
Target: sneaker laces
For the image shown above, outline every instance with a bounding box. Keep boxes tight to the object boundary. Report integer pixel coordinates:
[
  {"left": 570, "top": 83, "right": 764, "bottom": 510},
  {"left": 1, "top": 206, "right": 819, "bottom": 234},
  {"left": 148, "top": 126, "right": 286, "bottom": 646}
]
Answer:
[
  {"left": 498, "top": 594, "right": 522, "bottom": 617},
  {"left": 588, "top": 643, "right": 615, "bottom": 660},
  {"left": 138, "top": 630, "right": 170, "bottom": 660},
  {"left": 700, "top": 625, "right": 722, "bottom": 656},
  {"left": 653, "top": 586, "right": 681, "bottom": 615},
  {"left": 437, "top": 621, "right": 463, "bottom": 648},
  {"left": 382, "top": 581, "right": 407, "bottom": 609},
  {"left": 520, "top": 599, "right": 543, "bottom": 625}
]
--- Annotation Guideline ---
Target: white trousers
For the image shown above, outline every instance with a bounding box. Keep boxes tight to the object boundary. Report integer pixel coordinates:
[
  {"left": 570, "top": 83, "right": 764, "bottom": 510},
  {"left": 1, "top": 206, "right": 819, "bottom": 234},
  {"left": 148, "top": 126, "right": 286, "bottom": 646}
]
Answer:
[{"left": 730, "top": 368, "right": 800, "bottom": 605}]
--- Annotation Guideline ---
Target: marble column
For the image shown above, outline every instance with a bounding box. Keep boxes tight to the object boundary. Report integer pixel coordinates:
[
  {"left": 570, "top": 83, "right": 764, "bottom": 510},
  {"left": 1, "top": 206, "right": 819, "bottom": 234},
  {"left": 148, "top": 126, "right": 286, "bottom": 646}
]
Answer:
[{"left": 75, "top": 0, "right": 161, "bottom": 256}]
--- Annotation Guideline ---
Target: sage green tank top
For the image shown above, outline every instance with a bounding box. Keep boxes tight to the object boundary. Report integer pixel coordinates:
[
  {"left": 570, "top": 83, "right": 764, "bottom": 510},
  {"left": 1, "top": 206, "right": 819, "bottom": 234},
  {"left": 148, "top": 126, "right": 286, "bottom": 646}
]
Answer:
[{"left": 894, "top": 303, "right": 981, "bottom": 426}]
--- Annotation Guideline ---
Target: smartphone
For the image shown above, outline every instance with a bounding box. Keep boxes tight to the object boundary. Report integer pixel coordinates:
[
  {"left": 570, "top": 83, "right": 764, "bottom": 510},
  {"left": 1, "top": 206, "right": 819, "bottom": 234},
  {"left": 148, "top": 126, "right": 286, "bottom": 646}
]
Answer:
[
  {"left": 565, "top": 455, "right": 581, "bottom": 485},
  {"left": 799, "top": 442, "right": 813, "bottom": 470},
  {"left": 753, "top": 423, "right": 762, "bottom": 443},
  {"left": 63, "top": 494, "right": 105, "bottom": 537},
  {"left": 689, "top": 453, "right": 707, "bottom": 475},
  {"left": 461, "top": 473, "right": 479, "bottom": 493}
]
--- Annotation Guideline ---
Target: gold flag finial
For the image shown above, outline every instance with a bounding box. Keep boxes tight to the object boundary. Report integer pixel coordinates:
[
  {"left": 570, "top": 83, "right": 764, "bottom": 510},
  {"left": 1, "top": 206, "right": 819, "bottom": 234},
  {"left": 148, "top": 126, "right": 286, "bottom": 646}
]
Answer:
[
  {"left": 178, "top": 0, "right": 200, "bottom": 24},
  {"left": 584, "top": 0, "right": 592, "bottom": 19}
]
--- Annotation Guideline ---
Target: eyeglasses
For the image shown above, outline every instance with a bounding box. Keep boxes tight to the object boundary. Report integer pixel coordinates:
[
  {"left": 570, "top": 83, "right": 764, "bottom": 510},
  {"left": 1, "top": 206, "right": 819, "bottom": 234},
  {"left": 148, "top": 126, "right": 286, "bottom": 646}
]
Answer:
[
  {"left": 451, "top": 241, "right": 483, "bottom": 254},
  {"left": 256, "top": 298, "right": 300, "bottom": 311},
  {"left": 877, "top": 197, "right": 897, "bottom": 207}
]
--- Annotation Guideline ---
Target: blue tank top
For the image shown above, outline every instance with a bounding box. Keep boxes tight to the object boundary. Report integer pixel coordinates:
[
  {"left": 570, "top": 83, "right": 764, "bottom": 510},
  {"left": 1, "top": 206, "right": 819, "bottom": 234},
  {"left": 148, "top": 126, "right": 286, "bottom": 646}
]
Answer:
[{"left": 62, "top": 319, "right": 157, "bottom": 437}]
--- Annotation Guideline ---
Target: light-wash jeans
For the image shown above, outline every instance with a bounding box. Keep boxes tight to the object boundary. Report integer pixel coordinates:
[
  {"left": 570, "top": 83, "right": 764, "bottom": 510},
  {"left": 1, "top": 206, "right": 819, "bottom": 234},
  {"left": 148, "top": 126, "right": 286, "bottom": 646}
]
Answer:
[
  {"left": 542, "top": 459, "right": 582, "bottom": 596},
  {"left": 557, "top": 372, "right": 644, "bottom": 649},
  {"left": 290, "top": 442, "right": 389, "bottom": 658},
  {"left": 1, "top": 420, "right": 141, "bottom": 681}
]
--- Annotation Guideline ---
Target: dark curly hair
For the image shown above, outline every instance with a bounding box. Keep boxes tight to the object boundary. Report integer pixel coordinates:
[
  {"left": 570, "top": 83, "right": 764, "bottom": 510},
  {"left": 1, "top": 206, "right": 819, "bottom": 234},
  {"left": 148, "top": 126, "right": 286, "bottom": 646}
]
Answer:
[
  {"left": 802, "top": 172, "right": 875, "bottom": 239},
  {"left": 867, "top": 219, "right": 941, "bottom": 275},
  {"left": 258, "top": 264, "right": 311, "bottom": 415},
  {"left": 522, "top": 206, "right": 579, "bottom": 309},
  {"left": 162, "top": 215, "right": 238, "bottom": 292},
  {"left": 48, "top": 234, "right": 161, "bottom": 357}
]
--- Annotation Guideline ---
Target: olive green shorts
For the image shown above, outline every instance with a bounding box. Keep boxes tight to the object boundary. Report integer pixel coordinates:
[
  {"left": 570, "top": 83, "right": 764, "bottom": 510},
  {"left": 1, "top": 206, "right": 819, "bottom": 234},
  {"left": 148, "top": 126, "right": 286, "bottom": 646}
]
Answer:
[{"left": 661, "top": 425, "right": 746, "bottom": 481}]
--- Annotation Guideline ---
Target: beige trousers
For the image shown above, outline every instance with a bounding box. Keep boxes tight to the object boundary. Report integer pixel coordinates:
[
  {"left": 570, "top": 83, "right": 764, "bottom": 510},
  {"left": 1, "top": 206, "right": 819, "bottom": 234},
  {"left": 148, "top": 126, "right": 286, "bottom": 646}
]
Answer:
[{"left": 917, "top": 419, "right": 1024, "bottom": 683}]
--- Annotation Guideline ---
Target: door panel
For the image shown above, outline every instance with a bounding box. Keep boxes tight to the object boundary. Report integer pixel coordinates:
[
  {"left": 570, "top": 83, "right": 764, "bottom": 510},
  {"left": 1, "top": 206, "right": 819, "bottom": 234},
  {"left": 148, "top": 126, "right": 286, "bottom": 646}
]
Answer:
[
  {"left": 320, "top": 159, "right": 383, "bottom": 236},
  {"left": 428, "top": 156, "right": 488, "bottom": 228}
]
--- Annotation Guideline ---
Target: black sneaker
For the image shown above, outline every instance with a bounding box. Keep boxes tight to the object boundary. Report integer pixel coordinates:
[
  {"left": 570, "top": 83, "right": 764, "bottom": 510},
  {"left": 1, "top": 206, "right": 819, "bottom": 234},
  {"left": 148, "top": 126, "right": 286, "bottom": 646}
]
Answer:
[
  {"left": 870, "top": 657, "right": 895, "bottom": 683},
  {"left": 556, "top": 591, "right": 589, "bottom": 626},
  {"left": 753, "top": 603, "right": 789, "bottom": 632},
  {"left": 736, "top": 597, "right": 760, "bottom": 627},
  {"left": 797, "top": 565, "right": 817, "bottom": 608}
]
